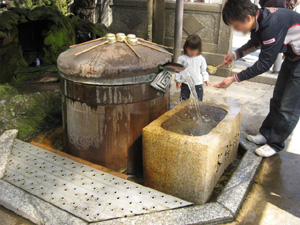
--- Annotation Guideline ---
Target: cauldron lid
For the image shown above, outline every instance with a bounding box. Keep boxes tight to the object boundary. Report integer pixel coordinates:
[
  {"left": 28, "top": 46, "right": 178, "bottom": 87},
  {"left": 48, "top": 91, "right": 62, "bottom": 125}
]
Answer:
[{"left": 57, "top": 39, "right": 172, "bottom": 84}]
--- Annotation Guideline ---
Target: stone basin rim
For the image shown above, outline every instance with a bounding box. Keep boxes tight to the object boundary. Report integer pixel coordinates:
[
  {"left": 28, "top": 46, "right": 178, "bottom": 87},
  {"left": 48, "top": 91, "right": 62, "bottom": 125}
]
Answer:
[{"left": 144, "top": 99, "right": 241, "bottom": 140}]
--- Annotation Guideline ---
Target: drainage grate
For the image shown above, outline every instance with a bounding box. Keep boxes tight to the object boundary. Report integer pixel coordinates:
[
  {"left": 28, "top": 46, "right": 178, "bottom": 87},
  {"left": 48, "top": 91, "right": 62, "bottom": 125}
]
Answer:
[{"left": 3, "top": 140, "right": 192, "bottom": 222}]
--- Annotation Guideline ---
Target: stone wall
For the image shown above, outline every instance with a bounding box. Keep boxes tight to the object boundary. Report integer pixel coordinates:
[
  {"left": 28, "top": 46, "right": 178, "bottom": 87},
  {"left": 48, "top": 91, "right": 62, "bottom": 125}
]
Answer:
[
  {"left": 105, "top": 0, "right": 233, "bottom": 77},
  {"left": 109, "top": 0, "right": 148, "bottom": 39}
]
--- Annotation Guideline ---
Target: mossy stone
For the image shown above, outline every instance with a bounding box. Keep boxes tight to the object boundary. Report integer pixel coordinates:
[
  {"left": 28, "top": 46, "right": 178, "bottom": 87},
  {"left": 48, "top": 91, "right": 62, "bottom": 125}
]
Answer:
[
  {"left": 0, "top": 44, "right": 27, "bottom": 83},
  {"left": 0, "top": 84, "right": 62, "bottom": 140},
  {"left": 43, "top": 15, "right": 75, "bottom": 64},
  {"left": 0, "top": 5, "right": 107, "bottom": 83},
  {"left": 0, "top": 11, "right": 19, "bottom": 31}
]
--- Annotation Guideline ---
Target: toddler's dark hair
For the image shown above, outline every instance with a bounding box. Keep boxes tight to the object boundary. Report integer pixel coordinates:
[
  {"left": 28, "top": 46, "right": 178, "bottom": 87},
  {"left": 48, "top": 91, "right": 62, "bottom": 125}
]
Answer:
[
  {"left": 222, "top": 0, "right": 258, "bottom": 25},
  {"left": 183, "top": 34, "right": 202, "bottom": 55}
]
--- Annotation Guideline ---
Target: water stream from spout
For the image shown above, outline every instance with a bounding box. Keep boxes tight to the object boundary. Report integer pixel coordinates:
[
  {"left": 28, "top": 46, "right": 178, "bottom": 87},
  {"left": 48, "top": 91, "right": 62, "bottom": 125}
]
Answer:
[
  {"left": 172, "top": 69, "right": 218, "bottom": 136},
  {"left": 180, "top": 69, "right": 202, "bottom": 119}
]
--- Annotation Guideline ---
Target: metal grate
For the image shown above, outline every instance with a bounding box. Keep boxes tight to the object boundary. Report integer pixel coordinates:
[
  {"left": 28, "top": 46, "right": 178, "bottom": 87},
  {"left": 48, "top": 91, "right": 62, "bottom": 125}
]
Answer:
[{"left": 3, "top": 140, "right": 192, "bottom": 222}]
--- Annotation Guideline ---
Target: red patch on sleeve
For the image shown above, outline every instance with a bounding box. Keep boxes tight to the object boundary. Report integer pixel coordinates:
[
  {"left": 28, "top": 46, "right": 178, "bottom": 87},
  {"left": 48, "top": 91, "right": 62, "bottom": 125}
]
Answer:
[
  {"left": 266, "top": 7, "right": 278, "bottom": 13},
  {"left": 263, "top": 38, "right": 276, "bottom": 45}
]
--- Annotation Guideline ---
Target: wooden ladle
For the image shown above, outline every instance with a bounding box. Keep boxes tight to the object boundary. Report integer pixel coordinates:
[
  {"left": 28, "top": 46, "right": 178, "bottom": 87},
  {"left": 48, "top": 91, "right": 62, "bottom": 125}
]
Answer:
[{"left": 207, "top": 62, "right": 226, "bottom": 74}]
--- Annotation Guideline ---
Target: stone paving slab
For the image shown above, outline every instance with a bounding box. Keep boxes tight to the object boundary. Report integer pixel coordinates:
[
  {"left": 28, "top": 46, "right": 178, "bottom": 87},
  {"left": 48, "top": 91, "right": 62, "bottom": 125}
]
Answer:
[
  {"left": 0, "top": 130, "right": 18, "bottom": 178},
  {"left": 1, "top": 138, "right": 192, "bottom": 224},
  {"left": 0, "top": 179, "right": 87, "bottom": 225}
]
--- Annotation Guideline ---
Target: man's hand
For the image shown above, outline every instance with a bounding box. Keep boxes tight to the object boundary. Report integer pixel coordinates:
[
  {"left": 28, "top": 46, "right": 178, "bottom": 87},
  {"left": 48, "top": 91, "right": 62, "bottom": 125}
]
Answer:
[
  {"left": 214, "top": 77, "right": 235, "bottom": 89},
  {"left": 223, "top": 53, "right": 235, "bottom": 66},
  {"left": 176, "top": 82, "right": 182, "bottom": 90},
  {"left": 204, "top": 81, "right": 211, "bottom": 86}
]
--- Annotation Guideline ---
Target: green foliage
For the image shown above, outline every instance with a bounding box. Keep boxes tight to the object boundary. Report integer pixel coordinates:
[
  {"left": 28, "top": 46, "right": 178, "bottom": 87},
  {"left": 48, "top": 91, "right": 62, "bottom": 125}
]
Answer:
[
  {"left": 70, "top": 16, "right": 108, "bottom": 39},
  {"left": 0, "top": 11, "right": 19, "bottom": 31},
  {"left": 32, "top": 0, "right": 69, "bottom": 14},
  {"left": 27, "top": 5, "right": 61, "bottom": 24},
  {"left": 8, "top": 0, "right": 70, "bottom": 15}
]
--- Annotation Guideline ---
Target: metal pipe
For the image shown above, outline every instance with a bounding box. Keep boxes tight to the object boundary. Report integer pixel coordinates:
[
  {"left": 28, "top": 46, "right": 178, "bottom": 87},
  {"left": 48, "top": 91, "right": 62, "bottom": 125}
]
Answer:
[
  {"left": 173, "top": 0, "right": 184, "bottom": 62},
  {"left": 147, "top": 0, "right": 154, "bottom": 41}
]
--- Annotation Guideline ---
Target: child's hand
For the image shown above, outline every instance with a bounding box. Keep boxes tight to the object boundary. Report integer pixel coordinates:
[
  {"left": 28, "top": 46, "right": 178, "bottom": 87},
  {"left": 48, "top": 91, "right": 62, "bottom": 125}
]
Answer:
[
  {"left": 176, "top": 82, "right": 182, "bottom": 90},
  {"left": 205, "top": 81, "right": 211, "bottom": 86}
]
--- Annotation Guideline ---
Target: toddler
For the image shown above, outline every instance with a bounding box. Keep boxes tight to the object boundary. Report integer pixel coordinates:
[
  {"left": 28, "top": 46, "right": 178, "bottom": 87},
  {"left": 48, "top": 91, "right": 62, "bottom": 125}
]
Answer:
[{"left": 175, "top": 34, "right": 210, "bottom": 101}]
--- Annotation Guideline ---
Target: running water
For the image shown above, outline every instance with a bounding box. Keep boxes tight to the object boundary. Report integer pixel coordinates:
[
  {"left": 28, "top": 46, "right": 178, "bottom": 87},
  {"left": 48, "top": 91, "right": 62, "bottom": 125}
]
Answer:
[
  {"left": 170, "top": 69, "right": 225, "bottom": 136},
  {"left": 180, "top": 69, "right": 202, "bottom": 119},
  {"left": 161, "top": 105, "right": 227, "bottom": 136}
]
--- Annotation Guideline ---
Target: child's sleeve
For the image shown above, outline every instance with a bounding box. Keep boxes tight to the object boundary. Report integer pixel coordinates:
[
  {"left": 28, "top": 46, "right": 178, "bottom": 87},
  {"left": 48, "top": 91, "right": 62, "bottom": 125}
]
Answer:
[
  {"left": 175, "top": 56, "right": 186, "bottom": 83},
  {"left": 201, "top": 57, "right": 209, "bottom": 82}
]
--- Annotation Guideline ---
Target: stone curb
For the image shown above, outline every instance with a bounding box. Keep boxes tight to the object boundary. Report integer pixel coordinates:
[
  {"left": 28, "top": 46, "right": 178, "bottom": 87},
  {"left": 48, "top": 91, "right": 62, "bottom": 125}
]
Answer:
[
  {"left": 0, "top": 180, "right": 87, "bottom": 225},
  {"left": 0, "top": 129, "right": 18, "bottom": 178},
  {"left": 92, "top": 203, "right": 233, "bottom": 225},
  {"left": 216, "top": 133, "right": 262, "bottom": 216},
  {"left": 0, "top": 132, "right": 262, "bottom": 225}
]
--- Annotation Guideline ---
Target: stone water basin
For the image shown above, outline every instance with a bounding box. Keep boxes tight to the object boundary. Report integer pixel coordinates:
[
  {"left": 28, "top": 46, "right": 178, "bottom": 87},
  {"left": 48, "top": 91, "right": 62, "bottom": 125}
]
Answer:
[{"left": 143, "top": 99, "right": 241, "bottom": 204}]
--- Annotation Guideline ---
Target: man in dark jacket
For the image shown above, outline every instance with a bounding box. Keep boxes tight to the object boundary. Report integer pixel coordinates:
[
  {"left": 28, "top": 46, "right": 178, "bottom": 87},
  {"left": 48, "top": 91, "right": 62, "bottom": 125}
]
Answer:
[
  {"left": 214, "top": 0, "right": 300, "bottom": 157},
  {"left": 259, "top": 0, "right": 286, "bottom": 8},
  {"left": 260, "top": 0, "right": 296, "bottom": 9},
  {"left": 260, "top": 0, "right": 288, "bottom": 73}
]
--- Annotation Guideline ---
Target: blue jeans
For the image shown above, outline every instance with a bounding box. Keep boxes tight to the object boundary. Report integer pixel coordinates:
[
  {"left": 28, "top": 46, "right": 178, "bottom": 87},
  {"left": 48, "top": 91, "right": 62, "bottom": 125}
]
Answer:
[
  {"left": 180, "top": 83, "right": 203, "bottom": 101},
  {"left": 260, "top": 58, "right": 300, "bottom": 152}
]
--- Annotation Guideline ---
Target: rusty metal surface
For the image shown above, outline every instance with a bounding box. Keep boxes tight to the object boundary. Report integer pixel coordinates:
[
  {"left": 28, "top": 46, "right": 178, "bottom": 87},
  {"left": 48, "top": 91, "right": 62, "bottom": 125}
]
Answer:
[
  {"left": 57, "top": 42, "right": 172, "bottom": 80},
  {"left": 62, "top": 92, "right": 169, "bottom": 174},
  {"left": 61, "top": 78, "right": 165, "bottom": 105}
]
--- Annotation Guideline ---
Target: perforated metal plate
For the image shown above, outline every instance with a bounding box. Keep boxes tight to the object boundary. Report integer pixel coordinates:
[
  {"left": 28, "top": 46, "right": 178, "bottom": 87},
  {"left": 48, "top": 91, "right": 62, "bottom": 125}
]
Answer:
[{"left": 3, "top": 140, "right": 192, "bottom": 222}]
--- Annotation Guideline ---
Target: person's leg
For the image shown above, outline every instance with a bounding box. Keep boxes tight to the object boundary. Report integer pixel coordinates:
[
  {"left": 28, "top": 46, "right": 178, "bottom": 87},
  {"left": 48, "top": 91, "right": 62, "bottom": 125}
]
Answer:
[
  {"left": 195, "top": 85, "right": 203, "bottom": 101},
  {"left": 267, "top": 59, "right": 300, "bottom": 152},
  {"left": 273, "top": 53, "right": 283, "bottom": 73},
  {"left": 259, "top": 59, "right": 290, "bottom": 140},
  {"left": 180, "top": 83, "right": 190, "bottom": 101}
]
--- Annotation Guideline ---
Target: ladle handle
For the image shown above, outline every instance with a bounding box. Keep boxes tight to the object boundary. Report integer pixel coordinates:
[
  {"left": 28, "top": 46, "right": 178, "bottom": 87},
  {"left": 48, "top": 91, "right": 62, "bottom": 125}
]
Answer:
[{"left": 216, "top": 62, "right": 226, "bottom": 68}]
